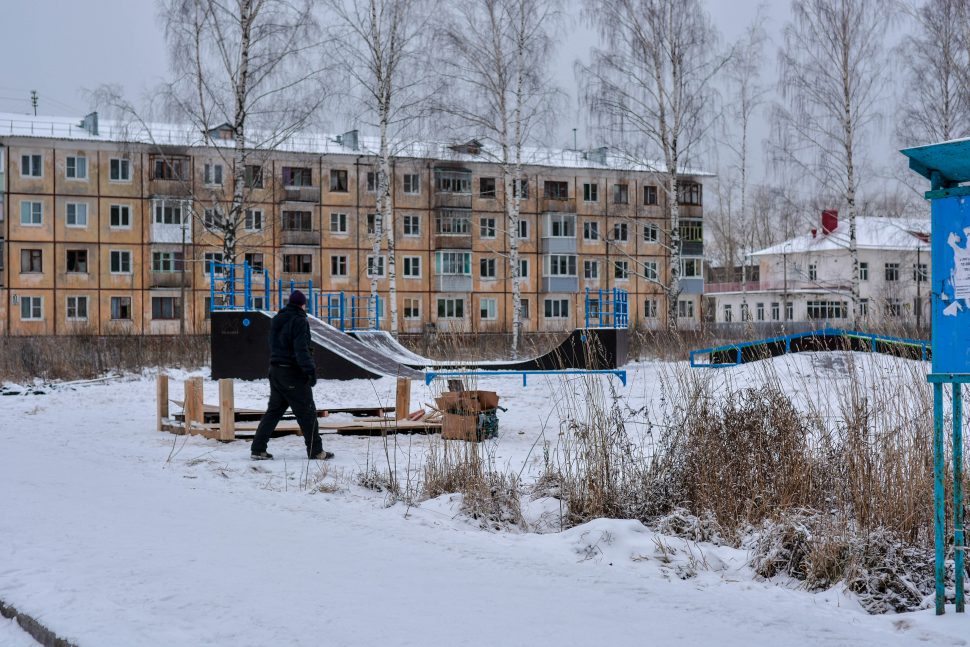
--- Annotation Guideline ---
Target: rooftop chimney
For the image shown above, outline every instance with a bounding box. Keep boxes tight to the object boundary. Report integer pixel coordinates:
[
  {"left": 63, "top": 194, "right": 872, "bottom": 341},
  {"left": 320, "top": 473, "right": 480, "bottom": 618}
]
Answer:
[
  {"left": 821, "top": 209, "right": 838, "bottom": 234},
  {"left": 79, "top": 111, "right": 98, "bottom": 136}
]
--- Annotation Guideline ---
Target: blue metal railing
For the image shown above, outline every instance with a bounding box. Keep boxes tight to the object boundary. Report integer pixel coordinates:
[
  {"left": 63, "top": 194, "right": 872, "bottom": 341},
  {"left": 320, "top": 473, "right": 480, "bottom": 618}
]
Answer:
[{"left": 584, "top": 288, "right": 629, "bottom": 329}]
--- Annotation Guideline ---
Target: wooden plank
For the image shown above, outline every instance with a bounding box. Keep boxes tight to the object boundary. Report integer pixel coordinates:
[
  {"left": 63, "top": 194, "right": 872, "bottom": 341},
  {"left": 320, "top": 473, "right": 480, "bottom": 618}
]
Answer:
[
  {"left": 395, "top": 378, "right": 411, "bottom": 421},
  {"left": 157, "top": 375, "right": 169, "bottom": 433},
  {"left": 170, "top": 400, "right": 392, "bottom": 423},
  {"left": 184, "top": 377, "right": 204, "bottom": 436},
  {"left": 218, "top": 379, "right": 235, "bottom": 441}
]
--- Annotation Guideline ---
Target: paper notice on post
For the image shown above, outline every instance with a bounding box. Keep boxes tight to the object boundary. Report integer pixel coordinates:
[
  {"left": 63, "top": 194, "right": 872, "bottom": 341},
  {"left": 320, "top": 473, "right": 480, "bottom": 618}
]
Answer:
[{"left": 956, "top": 253, "right": 970, "bottom": 300}]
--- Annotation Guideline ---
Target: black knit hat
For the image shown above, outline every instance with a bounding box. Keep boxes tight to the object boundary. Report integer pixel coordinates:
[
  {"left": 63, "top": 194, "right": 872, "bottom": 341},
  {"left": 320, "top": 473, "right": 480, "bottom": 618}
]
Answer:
[{"left": 288, "top": 290, "right": 307, "bottom": 307}]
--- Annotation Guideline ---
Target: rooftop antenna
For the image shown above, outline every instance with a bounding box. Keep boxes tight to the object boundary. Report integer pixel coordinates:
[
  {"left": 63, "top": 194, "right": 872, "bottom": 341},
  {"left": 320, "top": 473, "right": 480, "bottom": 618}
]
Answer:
[{"left": 30, "top": 90, "right": 38, "bottom": 116}]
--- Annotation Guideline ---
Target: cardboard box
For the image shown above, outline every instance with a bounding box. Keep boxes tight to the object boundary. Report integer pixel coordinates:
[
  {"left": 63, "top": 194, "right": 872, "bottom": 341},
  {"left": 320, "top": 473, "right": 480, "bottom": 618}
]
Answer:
[
  {"left": 441, "top": 413, "right": 480, "bottom": 441},
  {"left": 435, "top": 391, "right": 501, "bottom": 442}
]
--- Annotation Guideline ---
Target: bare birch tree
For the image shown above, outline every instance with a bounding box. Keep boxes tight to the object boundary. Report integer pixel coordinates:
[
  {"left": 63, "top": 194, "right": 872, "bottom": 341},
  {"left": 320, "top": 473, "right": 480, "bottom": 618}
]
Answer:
[
  {"left": 322, "top": 0, "right": 437, "bottom": 335},
  {"left": 771, "top": 0, "right": 892, "bottom": 325},
  {"left": 579, "top": 0, "right": 725, "bottom": 331},
  {"left": 897, "top": 0, "right": 970, "bottom": 145},
  {"left": 436, "top": 0, "right": 562, "bottom": 357}
]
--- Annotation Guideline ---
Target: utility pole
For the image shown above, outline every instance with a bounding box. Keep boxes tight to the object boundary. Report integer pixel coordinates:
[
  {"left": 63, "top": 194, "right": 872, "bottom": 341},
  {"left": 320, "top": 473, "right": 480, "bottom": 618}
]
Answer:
[{"left": 30, "top": 90, "right": 37, "bottom": 116}]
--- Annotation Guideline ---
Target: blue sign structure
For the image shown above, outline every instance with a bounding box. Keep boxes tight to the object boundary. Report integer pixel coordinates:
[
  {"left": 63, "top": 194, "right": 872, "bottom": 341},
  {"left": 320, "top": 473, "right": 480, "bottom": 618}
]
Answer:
[{"left": 902, "top": 139, "right": 970, "bottom": 616}]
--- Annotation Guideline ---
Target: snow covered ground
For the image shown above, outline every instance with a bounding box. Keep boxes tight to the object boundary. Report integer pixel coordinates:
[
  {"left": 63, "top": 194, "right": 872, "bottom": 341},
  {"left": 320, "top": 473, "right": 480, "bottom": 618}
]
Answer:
[{"left": 1, "top": 354, "right": 968, "bottom": 646}]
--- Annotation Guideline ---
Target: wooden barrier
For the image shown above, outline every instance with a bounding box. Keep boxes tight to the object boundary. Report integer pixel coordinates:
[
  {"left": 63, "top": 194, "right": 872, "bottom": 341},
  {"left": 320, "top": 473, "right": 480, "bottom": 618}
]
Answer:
[
  {"left": 157, "top": 374, "right": 169, "bottom": 432},
  {"left": 395, "top": 378, "right": 411, "bottom": 421},
  {"left": 218, "top": 379, "right": 235, "bottom": 441},
  {"left": 184, "top": 377, "right": 203, "bottom": 435}
]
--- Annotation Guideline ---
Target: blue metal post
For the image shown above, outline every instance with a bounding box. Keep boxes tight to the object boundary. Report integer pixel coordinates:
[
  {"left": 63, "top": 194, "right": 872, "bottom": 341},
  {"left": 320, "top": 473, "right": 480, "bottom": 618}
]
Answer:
[
  {"left": 263, "top": 270, "right": 270, "bottom": 310},
  {"left": 243, "top": 261, "right": 252, "bottom": 310},
  {"left": 277, "top": 280, "right": 283, "bottom": 310},
  {"left": 936, "top": 381, "right": 947, "bottom": 615},
  {"left": 209, "top": 260, "right": 216, "bottom": 311},
  {"left": 339, "top": 293, "right": 345, "bottom": 331},
  {"left": 598, "top": 289, "right": 604, "bottom": 327},
  {"left": 308, "top": 280, "right": 314, "bottom": 317},
  {"left": 955, "top": 382, "right": 965, "bottom": 613}
]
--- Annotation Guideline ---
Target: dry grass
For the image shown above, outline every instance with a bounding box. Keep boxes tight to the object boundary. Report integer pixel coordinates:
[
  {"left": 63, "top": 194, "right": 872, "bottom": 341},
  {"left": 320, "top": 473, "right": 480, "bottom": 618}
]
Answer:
[{"left": 0, "top": 335, "right": 209, "bottom": 381}]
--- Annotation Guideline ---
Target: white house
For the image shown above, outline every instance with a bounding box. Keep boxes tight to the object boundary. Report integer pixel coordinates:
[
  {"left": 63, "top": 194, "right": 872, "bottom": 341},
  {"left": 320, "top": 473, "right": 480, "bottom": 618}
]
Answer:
[{"left": 705, "top": 211, "right": 930, "bottom": 329}]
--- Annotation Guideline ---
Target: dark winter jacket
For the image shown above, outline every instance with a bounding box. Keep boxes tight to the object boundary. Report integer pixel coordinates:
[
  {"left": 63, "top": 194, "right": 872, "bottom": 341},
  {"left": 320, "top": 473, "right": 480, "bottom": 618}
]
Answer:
[{"left": 268, "top": 303, "right": 316, "bottom": 377}]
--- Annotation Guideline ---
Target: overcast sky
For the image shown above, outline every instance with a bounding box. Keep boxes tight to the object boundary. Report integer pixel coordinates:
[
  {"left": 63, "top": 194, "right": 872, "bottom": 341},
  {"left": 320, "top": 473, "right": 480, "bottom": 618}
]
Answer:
[{"left": 1, "top": 0, "right": 794, "bottom": 182}]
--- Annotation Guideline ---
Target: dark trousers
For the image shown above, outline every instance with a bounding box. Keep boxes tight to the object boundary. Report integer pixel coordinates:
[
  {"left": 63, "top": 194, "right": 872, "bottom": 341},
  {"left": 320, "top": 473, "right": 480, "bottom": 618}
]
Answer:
[{"left": 251, "top": 365, "right": 323, "bottom": 458}]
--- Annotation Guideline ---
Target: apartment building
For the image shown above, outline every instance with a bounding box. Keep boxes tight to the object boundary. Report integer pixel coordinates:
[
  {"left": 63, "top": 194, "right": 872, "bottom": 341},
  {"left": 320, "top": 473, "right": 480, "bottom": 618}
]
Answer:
[
  {"left": 705, "top": 211, "right": 930, "bottom": 330},
  {"left": 0, "top": 112, "right": 707, "bottom": 336}
]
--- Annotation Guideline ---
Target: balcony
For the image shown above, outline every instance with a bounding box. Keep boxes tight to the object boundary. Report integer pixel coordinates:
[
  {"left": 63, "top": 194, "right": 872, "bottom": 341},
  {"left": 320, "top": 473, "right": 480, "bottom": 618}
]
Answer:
[
  {"left": 542, "top": 277, "right": 578, "bottom": 292},
  {"left": 149, "top": 271, "right": 192, "bottom": 288},
  {"left": 433, "top": 192, "right": 472, "bottom": 209},
  {"left": 435, "top": 275, "right": 473, "bottom": 292},
  {"left": 280, "top": 229, "right": 321, "bottom": 246},
  {"left": 433, "top": 234, "right": 471, "bottom": 250},
  {"left": 281, "top": 186, "right": 321, "bottom": 203},
  {"left": 540, "top": 198, "right": 576, "bottom": 213},
  {"left": 681, "top": 278, "right": 704, "bottom": 295},
  {"left": 541, "top": 237, "right": 577, "bottom": 254},
  {"left": 703, "top": 279, "right": 852, "bottom": 294},
  {"left": 682, "top": 241, "right": 704, "bottom": 256}
]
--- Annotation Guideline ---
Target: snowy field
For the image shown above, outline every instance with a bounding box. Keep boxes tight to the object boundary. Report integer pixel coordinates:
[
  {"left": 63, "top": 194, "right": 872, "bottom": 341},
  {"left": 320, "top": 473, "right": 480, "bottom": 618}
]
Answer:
[{"left": 2, "top": 354, "right": 969, "bottom": 646}]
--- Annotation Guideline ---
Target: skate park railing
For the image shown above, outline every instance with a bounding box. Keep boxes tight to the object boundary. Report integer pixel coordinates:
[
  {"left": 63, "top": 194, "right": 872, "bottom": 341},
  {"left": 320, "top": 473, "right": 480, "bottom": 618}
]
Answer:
[
  {"left": 584, "top": 288, "right": 629, "bottom": 329},
  {"left": 208, "top": 261, "right": 379, "bottom": 330},
  {"left": 425, "top": 369, "right": 627, "bottom": 387}
]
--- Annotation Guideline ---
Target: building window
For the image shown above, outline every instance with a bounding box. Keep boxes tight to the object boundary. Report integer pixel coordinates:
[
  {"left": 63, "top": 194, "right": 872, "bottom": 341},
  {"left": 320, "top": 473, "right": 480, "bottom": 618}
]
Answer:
[
  {"left": 204, "top": 252, "right": 225, "bottom": 276},
  {"left": 330, "top": 169, "right": 348, "bottom": 192},
  {"left": 614, "top": 260, "right": 629, "bottom": 280},
  {"left": 643, "top": 260, "right": 658, "bottom": 281},
  {"left": 679, "top": 182, "right": 703, "bottom": 206},
  {"left": 367, "top": 255, "right": 386, "bottom": 278},
  {"left": 741, "top": 303, "right": 750, "bottom": 321},
  {"left": 152, "top": 156, "right": 189, "bottom": 181},
  {"left": 244, "top": 209, "right": 263, "bottom": 231},
  {"left": 403, "top": 256, "right": 421, "bottom": 278},
  {"left": 403, "top": 173, "right": 420, "bottom": 194},
  {"left": 65, "top": 203, "right": 88, "bottom": 228},
  {"left": 885, "top": 263, "right": 900, "bottom": 281},
  {"left": 330, "top": 212, "right": 347, "bottom": 234},
  {"left": 403, "top": 214, "right": 420, "bottom": 237},
  {"left": 546, "top": 213, "right": 576, "bottom": 238},
  {"left": 914, "top": 263, "right": 928, "bottom": 282},
  {"left": 480, "top": 297, "right": 497, "bottom": 320},
  {"left": 153, "top": 202, "right": 184, "bottom": 225},
  {"left": 808, "top": 263, "right": 817, "bottom": 281},
  {"left": 152, "top": 251, "right": 184, "bottom": 272},
  {"left": 543, "top": 181, "right": 568, "bottom": 200},
  {"left": 644, "top": 299, "right": 658, "bottom": 319},
  {"left": 583, "top": 221, "right": 599, "bottom": 241},
  {"left": 679, "top": 220, "right": 703, "bottom": 242},
  {"left": 21, "top": 154, "right": 42, "bottom": 177},
  {"left": 366, "top": 171, "right": 378, "bottom": 192},
  {"left": 860, "top": 298, "right": 869, "bottom": 318},
  {"left": 436, "top": 209, "right": 470, "bottom": 235},
  {"left": 480, "top": 257, "right": 496, "bottom": 279},
  {"left": 518, "top": 219, "right": 529, "bottom": 239},
  {"left": 20, "top": 296, "right": 43, "bottom": 320},
  {"left": 110, "top": 205, "right": 131, "bottom": 228},
  {"left": 678, "top": 299, "right": 695, "bottom": 318},
  {"left": 613, "top": 184, "right": 629, "bottom": 204},
  {"left": 404, "top": 298, "right": 421, "bottom": 319},
  {"left": 282, "top": 210, "right": 312, "bottom": 231},
  {"left": 245, "top": 252, "right": 264, "bottom": 273},
  {"left": 807, "top": 301, "right": 848, "bottom": 319},
  {"left": 66, "top": 156, "right": 88, "bottom": 180},
  {"left": 544, "top": 298, "right": 569, "bottom": 318},
  {"left": 110, "top": 250, "right": 132, "bottom": 274},
  {"left": 437, "top": 297, "right": 465, "bottom": 318},
  {"left": 21, "top": 249, "right": 43, "bottom": 273},
  {"left": 478, "top": 217, "right": 497, "bottom": 239},
  {"left": 885, "top": 298, "right": 902, "bottom": 317},
  {"left": 643, "top": 185, "right": 658, "bottom": 205},
  {"left": 330, "top": 255, "right": 348, "bottom": 277},
  {"left": 110, "top": 296, "right": 132, "bottom": 320},
  {"left": 724, "top": 304, "right": 733, "bottom": 322},
  {"left": 513, "top": 178, "right": 529, "bottom": 199},
  {"left": 434, "top": 168, "right": 472, "bottom": 193},
  {"left": 20, "top": 201, "right": 43, "bottom": 226},
  {"left": 860, "top": 262, "right": 869, "bottom": 281},
  {"left": 204, "top": 162, "right": 224, "bottom": 186},
  {"left": 771, "top": 302, "right": 780, "bottom": 321},
  {"left": 584, "top": 260, "right": 598, "bottom": 279},
  {"left": 151, "top": 296, "right": 182, "bottom": 320},
  {"left": 786, "top": 301, "right": 794, "bottom": 320},
  {"left": 480, "top": 177, "right": 496, "bottom": 198},
  {"left": 436, "top": 251, "right": 471, "bottom": 275},
  {"left": 242, "top": 164, "right": 263, "bottom": 188},
  {"left": 680, "top": 258, "right": 702, "bottom": 278},
  {"left": 756, "top": 303, "right": 765, "bottom": 321},
  {"left": 583, "top": 182, "right": 598, "bottom": 202},
  {"left": 203, "top": 208, "right": 222, "bottom": 229},
  {"left": 109, "top": 158, "right": 131, "bottom": 182},
  {"left": 66, "top": 295, "right": 88, "bottom": 320},
  {"left": 545, "top": 254, "right": 577, "bottom": 277},
  {"left": 66, "top": 249, "right": 88, "bottom": 273},
  {"left": 366, "top": 213, "right": 383, "bottom": 237},
  {"left": 282, "top": 166, "right": 312, "bottom": 187},
  {"left": 283, "top": 254, "right": 312, "bottom": 274},
  {"left": 613, "top": 222, "right": 628, "bottom": 242},
  {"left": 519, "top": 258, "right": 529, "bottom": 278}
]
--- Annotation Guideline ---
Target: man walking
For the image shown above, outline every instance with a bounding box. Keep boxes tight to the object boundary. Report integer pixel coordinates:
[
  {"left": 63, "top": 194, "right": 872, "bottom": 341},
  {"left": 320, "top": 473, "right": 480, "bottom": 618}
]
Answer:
[{"left": 251, "top": 290, "right": 333, "bottom": 461}]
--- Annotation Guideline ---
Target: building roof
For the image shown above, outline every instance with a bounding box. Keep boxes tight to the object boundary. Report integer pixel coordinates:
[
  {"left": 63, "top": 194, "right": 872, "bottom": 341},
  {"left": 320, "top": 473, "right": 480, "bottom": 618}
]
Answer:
[
  {"left": 0, "top": 111, "right": 713, "bottom": 176},
  {"left": 749, "top": 216, "right": 930, "bottom": 258}
]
